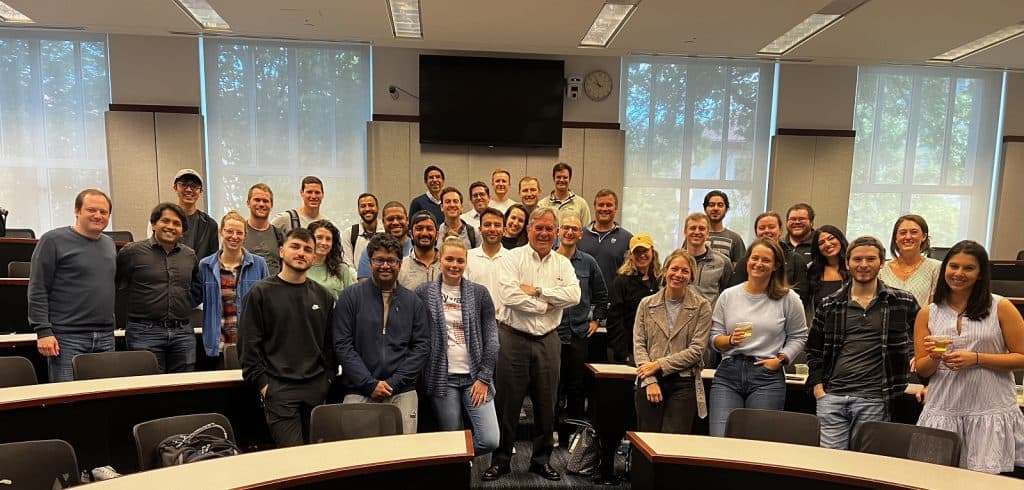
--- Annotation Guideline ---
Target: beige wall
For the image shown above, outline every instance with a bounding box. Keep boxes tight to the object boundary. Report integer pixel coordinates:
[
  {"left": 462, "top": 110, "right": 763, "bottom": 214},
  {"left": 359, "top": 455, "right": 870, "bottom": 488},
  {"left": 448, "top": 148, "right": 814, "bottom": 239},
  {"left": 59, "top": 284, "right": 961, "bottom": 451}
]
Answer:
[
  {"left": 776, "top": 64, "right": 858, "bottom": 130},
  {"left": 372, "top": 46, "right": 620, "bottom": 123},
  {"left": 108, "top": 34, "right": 201, "bottom": 107}
]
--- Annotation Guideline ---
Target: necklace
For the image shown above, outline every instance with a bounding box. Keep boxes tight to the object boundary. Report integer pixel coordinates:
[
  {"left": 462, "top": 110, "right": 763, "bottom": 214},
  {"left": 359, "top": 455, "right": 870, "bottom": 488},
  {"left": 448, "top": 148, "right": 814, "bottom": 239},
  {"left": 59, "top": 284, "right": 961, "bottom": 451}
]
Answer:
[{"left": 892, "top": 257, "right": 923, "bottom": 279}]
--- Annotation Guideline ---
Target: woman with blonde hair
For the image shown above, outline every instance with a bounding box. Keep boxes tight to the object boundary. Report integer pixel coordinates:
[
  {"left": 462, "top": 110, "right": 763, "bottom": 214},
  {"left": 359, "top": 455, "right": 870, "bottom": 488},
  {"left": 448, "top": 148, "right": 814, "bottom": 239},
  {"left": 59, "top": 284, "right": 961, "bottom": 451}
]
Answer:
[
  {"left": 634, "top": 248, "right": 712, "bottom": 434},
  {"left": 606, "top": 233, "right": 661, "bottom": 365}
]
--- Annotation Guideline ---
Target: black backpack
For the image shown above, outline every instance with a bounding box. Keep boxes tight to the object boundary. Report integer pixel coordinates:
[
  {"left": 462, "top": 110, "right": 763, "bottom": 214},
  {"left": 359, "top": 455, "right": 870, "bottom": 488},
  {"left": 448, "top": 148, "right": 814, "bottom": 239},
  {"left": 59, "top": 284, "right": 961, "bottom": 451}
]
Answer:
[
  {"left": 156, "top": 422, "right": 240, "bottom": 467},
  {"left": 0, "top": 207, "right": 7, "bottom": 237}
]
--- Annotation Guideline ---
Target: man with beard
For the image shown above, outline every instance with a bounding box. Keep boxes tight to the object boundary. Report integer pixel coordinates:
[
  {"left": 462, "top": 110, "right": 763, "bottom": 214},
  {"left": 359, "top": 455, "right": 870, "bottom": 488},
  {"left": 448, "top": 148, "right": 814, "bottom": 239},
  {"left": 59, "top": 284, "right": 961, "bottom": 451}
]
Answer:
[
  {"left": 806, "top": 236, "right": 919, "bottom": 449},
  {"left": 117, "top": 203, "right": 199, "bottom": 373},
  {"left": 356, "top": 201, "right": 413, "bottom": 281},
  {"left": 537, "top": 162, "right": 591, "bottom": 226},
  {"left": 489, "top": 168, "right": 517, "bottom": 214},
  {"left": 335, "top": 234, "right": 430, "bottom": 435},
  {"left": 399, "top": 211, "right": 441, "bottom": 290},
  {"left": 238, "top": 228, "right": 336, "bottom": 447},
  {"left": 271, "top": 176, "right": 328, "bottom": 234},
  {"left": 704, "top": 190, "right": 746, "bottom": 266},
  {"left": 461, "top": 181, "right": 491, "bottom": 226},
  {"left": 342, "top": 193, "right": 384, "bottom": 277},
  {"left": 483, "top": 208, "right": 581, "bottom": 482},
  {"left": 518, "top": 176, "right": 541, "bottom": 215},
  {"left": 409, "top": 165, "right": 446, "bottom": 225},
  {"left": 171, "top": 169, "right": 219, "bottom": 261},
  {"left": 578, "top": 189, "right": 632, "bottom": 286},
  {"left": 464, "top": 207, "right": 508, "bottom": 309},
  {"left": 244, "top": 183, "right": 284, "bottom": 276},
  {"left": 785, "top": 203, "right": 816, "bottom": 261}
]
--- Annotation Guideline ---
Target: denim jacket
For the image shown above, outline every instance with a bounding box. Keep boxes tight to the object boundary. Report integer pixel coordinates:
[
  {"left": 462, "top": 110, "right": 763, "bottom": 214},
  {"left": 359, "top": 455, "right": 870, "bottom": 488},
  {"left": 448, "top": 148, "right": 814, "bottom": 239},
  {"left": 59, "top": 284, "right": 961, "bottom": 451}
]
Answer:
[{"left": 193, "top": 250, "right": 269, "bottom": 356}]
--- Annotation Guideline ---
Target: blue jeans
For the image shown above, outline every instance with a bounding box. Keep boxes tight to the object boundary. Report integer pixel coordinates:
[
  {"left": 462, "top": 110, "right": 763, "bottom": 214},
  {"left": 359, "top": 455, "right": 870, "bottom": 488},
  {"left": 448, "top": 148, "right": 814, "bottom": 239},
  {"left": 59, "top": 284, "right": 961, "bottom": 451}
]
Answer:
[
  {"left": 708, "top": 355, "right": 787, "bottom": 436},
  {"left": 430, "top": 373, "right": 500, "bottom": 455},
  {"left": 47, "top": 330, "right": 115, "bottom": 382},
  {"left": 816, "top": 393, "right": 887, "bottom": 449},
  {"left": 125, "top": 321, "right": 196, "bottom": 373}
]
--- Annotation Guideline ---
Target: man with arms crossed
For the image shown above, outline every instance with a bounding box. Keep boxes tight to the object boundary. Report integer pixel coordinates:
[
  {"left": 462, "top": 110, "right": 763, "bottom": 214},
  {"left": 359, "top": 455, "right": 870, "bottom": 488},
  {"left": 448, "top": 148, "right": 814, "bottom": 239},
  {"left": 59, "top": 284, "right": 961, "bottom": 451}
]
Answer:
[
  {"left": 271, "top": 176, "right": 327, "bottom": 234},
  {"left": 342, "top": 193, "right": 384, "bottom": 277},
  {"left": 489, "top": 168, "right": 517, "bottom": 214},
  {"left": 30, "top": 189, "right": 117, "bottom": 382},
  {"left": 483, "top": 208, "right": 581, "bottom": 482},
  {"left": 239, "top": 228, "right": 335, "bottom": 447},
  {"left": 704, "top": 190, "right": 746, "bottom": 266},
  {"left": 117, "top": 203, "right": 199, "bottom": 372},
  {"left": 244, "top": 183, "right": 283, "bottom": 276},
  {"left": 806, "top": 236, "right": 919, "bottom": 449},
  {"left": 335, "top": 234, "right": 430, "bottom": 434}
]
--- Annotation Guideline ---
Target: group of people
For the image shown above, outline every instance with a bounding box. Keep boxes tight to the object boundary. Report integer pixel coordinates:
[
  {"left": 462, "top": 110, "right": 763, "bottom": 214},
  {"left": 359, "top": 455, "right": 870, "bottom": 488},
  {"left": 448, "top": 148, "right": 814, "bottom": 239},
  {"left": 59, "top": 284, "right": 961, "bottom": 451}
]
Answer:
[{"left": 26, "top": 161, "right": 1024, "bottom": 482}]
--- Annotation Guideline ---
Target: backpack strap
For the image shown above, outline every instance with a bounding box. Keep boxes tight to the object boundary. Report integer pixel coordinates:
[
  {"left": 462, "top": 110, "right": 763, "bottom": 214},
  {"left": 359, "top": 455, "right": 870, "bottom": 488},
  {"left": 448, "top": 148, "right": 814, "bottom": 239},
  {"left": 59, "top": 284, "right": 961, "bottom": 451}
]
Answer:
[
  {"left": 273, "top": 223, "right": 284, "bottom": 246},
  {"left": 350, "top": 223, "right": 360, "bottom": 252},
  {"left": 466, "top": 222, "right": 478, "bottom": 248},
  {"left": 287, "top": 209, "right": 300, "bottom": 232}
]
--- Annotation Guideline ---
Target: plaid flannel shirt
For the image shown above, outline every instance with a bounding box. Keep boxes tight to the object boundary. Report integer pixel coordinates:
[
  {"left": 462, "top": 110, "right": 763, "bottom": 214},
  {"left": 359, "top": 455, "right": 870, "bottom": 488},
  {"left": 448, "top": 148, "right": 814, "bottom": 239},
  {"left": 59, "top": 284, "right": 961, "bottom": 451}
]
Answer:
[{"left": 805, "top": 280, "right": 920, "bottom": 415}]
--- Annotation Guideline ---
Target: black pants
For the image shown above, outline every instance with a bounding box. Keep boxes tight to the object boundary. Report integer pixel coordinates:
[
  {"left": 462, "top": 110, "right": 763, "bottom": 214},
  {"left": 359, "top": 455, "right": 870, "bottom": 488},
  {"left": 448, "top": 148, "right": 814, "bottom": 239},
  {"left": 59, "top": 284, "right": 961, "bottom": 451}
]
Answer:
[
  {"left": 492, "top": 327, "right": 560, "bottom": 469},
  {"left": 262, "top": 373, "right": 330, "bottom": 447},
  {"left": 559, "top": 335, "right": 589, "bottom": 421},
  {"left": 635, "top": 375, "right": 697, "bottom": 434}
]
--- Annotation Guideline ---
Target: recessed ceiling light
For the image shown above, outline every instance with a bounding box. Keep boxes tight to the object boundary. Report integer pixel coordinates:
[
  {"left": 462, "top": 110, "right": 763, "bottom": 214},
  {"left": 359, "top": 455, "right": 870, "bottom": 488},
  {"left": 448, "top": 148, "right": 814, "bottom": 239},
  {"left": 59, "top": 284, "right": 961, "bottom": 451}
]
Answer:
[
  {"left": 173, "top": 0, "right": 231, "bottom": 32},
  {"left": 757, "top": 0, "right": 868, "bottom": 56},
  {"left": 579, "top": 1, "right": 639, "bottom": 48},
  {"left": 0, "top": 1, "right": 33, "bottom": 24},
  {"left": 930, "top": 22, "right": 1024, "bottom": 63},
  {"left": 387, "top": 0, "right": 422, "bottom": 39}
]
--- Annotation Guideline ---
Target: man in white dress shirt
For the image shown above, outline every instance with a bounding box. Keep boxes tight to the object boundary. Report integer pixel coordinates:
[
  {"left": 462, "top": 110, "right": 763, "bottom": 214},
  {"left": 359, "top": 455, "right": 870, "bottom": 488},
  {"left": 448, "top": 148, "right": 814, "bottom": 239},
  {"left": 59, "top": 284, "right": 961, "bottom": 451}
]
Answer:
[
  {"left": 463, "top": 207, "right": 507, "bottom": 310},
  {"left": 482, "top": 207, "right": 581, "bottom": 482}
]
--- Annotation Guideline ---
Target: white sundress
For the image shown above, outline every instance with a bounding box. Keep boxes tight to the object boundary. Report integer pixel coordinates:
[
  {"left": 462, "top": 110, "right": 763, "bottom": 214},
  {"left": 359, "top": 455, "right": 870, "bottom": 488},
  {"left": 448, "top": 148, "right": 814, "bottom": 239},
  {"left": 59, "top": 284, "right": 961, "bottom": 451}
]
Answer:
[{"left": 917, "top": 295, "right": 1024, "bottom": 473}]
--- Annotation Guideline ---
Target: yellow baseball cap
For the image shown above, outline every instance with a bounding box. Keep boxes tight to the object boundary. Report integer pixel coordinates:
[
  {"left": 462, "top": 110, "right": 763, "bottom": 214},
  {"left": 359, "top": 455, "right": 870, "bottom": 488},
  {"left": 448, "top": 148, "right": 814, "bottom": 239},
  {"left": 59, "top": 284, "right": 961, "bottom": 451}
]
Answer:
[{"left": 629, "top": 233, "right": 654, "bottom": 253}]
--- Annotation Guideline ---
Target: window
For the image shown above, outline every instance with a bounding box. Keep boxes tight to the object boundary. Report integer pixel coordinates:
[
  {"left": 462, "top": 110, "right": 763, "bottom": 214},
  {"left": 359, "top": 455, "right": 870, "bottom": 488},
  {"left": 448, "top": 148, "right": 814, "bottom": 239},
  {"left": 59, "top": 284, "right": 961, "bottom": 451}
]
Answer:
[
  {"left": 620, "top": 56, "right": 775, "bottom": 251},
  {"left": 847, "top": 67, "right": 1003, "bottom": 248},
  {"left": 202, "top": 38, "right": 371, "bottom": 225},
  {"left": 0, "top": 32, "right": 110, "bottom": 234}
]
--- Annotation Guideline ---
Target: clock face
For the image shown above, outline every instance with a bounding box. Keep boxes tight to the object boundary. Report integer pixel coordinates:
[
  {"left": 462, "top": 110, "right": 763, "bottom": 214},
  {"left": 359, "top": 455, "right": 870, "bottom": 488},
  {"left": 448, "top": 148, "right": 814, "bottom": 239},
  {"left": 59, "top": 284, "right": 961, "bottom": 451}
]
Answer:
[{"left": 584, "top": 70, "right": 613, "bottom": 101}]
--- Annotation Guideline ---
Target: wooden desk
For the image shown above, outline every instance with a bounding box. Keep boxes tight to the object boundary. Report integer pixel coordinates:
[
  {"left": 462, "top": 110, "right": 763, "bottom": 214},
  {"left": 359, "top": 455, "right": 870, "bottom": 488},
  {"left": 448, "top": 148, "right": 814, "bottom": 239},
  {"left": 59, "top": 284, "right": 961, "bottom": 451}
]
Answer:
[
  {"left": 627, "top": 431, "right": 1021, "bottom": 489},
  {"left": 86, "top": 431, "right": 474, "bottom": 490},
  {"left": 0, "top": 370, "right": 268, "bottom": 471}
]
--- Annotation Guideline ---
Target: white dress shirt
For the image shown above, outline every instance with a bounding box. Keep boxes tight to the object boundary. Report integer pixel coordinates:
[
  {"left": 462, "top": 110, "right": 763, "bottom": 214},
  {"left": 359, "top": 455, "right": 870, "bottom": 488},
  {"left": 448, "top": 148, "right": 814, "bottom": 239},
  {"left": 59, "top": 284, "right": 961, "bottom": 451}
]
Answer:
[
  {"left": 464, "top": 245, "right": 509, "bottom": 314},
  {"left": 497, "top": 245, "right": 581, "bottom": 336}
]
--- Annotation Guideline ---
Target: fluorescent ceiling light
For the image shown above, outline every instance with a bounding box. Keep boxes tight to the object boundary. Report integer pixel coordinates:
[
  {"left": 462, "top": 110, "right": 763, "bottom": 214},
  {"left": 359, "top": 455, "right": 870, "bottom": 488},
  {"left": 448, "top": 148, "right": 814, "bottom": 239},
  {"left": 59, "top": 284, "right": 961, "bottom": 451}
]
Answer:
[
  {"left": 580, "top": 1, "right": 639, "bottom": 48},
  {"left": 174, "top": 0, "right": 231, "bottom": 32},
  {"left": 0, "top": 1, "right": 33, "bottom": 24},
  {"left": 387, "top": 0, "right": 422, "bottom": 39},
  {"left": 930, "top": 22, "right": 1024, "bottom": 62},
  {"left": 758, "top": 0, "right": 868, "bottom": 56}
]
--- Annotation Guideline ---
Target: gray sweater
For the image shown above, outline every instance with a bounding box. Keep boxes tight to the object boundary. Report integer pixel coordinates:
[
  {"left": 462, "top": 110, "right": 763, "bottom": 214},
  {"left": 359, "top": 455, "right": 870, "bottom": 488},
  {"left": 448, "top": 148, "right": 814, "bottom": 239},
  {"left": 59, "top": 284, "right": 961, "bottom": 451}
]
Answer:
[{"left": 28, "top": 227, "right": 117, "bottom": 337}]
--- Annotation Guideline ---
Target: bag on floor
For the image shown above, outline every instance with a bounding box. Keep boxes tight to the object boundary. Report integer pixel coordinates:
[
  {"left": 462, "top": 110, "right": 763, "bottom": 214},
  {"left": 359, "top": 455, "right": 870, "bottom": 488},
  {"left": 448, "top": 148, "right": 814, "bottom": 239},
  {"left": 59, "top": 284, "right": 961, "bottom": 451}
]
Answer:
[
  {"left": 157, "top": 422, "right": 240, "bottom": 467},
  {"left": 564, "top": 419, "right": 600, "bottom": 475}
]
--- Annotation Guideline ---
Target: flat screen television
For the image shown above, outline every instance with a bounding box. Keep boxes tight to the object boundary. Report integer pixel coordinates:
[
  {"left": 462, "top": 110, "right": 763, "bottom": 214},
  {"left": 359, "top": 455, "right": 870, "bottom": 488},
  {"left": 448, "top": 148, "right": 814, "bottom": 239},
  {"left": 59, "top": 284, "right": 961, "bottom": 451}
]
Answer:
[{"left": 419, "top": 55, "right": 564, "bottom": 148}]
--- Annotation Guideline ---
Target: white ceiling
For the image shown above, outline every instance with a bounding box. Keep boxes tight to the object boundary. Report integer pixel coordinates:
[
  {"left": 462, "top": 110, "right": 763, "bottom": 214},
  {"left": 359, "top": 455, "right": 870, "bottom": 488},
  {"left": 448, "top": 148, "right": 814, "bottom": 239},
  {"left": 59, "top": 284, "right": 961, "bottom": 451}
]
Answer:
[{"left": 8, "top": 0, "right": 1024, "bottom": 70}]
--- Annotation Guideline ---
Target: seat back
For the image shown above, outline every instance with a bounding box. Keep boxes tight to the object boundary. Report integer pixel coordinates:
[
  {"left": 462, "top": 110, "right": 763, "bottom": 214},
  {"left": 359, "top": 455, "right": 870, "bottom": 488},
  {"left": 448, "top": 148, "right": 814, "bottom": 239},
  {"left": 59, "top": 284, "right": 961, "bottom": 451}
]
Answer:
[
  {"left": 852, "top": 420, "right": 961, "bottom": 466},
  {"left": 724, "top": 408, "right": 820, "bottom": 447},
  {"left": 2, "top": 228, "right": 35, "bottom": 239},
  {"left": 102, "top": 230, "right": 134, "bottom": 243},
  {"left": 0, "top": 439, "right": 79, "bottom": 488},
  {"left": 220, "top": 344, "right": 240, "bottom": 370},
  {"left": 309, "top": 403, "right": 404, "bottom": 443},
  {"left": 133, "top": 413, "right": 236, "bottom": 471},
  {"left": 0, "top": 356, "right": 37, "bottom": 387},
  {"left": 72, "top": 350, "right": 161, "bottom": 380},
  {"left": 6, "top": 261, "right": 30, "bottom": 278},
  {"left": 927, "top": 247, "right": 950, "bottom": 261}
]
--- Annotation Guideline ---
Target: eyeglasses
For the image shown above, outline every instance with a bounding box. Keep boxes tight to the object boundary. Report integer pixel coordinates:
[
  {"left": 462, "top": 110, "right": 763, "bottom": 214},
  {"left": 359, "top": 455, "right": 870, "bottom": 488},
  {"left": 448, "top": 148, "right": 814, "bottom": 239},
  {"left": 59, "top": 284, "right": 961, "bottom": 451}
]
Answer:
[
  {"left": 371, "top": 257, "right": 400, "bottom": 266},
  {"left": 176, "top": 182, "right": 202, "bottom": 191},
  {"left": 787, "top": 217, "right": 809, "bottom": 223},
  {"left": 560, "top": 225, "right": 581, "bottom": 233}
]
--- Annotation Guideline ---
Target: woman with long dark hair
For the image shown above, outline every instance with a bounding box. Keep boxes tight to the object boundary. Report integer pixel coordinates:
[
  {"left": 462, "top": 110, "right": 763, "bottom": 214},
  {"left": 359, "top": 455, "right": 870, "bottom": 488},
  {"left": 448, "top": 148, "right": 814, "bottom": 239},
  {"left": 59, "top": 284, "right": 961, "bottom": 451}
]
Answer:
[
  {"left": 307, "top": 220, "right": 353, "bottom": 298},
  {"left": 501, "top": 204, "right": 529, "bottom": 249},
  {"left": 805, "top": 225, "right": 849, "bottom": 315},
  {"left": 606, "top": 233, "right": 661, "bottom": 365},
  {"left": 914, "top": 240, "right": 1024, "bottom": 473}
]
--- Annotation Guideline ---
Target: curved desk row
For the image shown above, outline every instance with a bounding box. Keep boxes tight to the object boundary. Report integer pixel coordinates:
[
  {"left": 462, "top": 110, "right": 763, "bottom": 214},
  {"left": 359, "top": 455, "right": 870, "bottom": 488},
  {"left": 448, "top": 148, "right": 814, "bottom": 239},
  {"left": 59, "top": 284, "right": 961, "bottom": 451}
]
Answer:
[
  {"left": 627, "top": 431, "right": 1020, "bottom": 490},
  {"left": 86, "top": 431, "right": 474, "bottom": 490}
]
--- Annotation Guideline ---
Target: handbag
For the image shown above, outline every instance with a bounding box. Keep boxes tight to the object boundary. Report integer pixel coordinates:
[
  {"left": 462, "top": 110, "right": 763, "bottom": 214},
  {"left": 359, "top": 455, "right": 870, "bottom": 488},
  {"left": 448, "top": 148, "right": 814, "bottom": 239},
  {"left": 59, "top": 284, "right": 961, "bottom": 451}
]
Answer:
[
  {"left": 156, "top": 422, "right": 240, "bottom": 467},
  {"left": 564, "top": 418, "right": 601, "bottom": 475}
]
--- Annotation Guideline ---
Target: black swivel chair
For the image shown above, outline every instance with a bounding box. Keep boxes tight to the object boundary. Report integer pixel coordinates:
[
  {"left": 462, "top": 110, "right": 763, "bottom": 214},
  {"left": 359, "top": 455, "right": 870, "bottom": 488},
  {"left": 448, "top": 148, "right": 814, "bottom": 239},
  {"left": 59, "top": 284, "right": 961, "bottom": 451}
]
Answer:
[
  {"left": 7, "top": 260, "right": 30, "bottom": 278},
  {"left": 1017, "top": 250, "right": 1024, "bottom": 261},
  {"left": 2, "top": 228, "right": 35, "bottom": 239},
  {"left": 927, "top": 247, "right": 951, "bottom": 261},
  {"left": 0, "top": 439, "right": 79, "bottom": 488},
  {"left": 72, "top": 351, "right": 161, "bottom": 380},
  {"left": 102, "top": 230, "right": 134, "bottom": 243},
  {"left": 309, "top": 403, "right": 404, "bottom": 443},
  {"left": 724, "top": 408, "right": 821, "bottom": 447},
  {"left": 133, "top": 413, "right": 236, "bottom": 471},
  {"left": 851, "top": 420, "right": 962, "bottom": 466},
  {"left": 0, "top": 356, "right": 38, "bottom": 387}
]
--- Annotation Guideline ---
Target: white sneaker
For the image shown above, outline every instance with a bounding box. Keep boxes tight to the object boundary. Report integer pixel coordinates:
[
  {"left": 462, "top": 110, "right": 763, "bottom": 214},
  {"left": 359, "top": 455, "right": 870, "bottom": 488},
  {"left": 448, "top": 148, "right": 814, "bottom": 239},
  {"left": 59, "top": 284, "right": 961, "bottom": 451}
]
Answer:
[
  {"left": 91, "top": 466, "right": 121, "bottom": 481},
  {"left": 553, "top": 432, "right": 559, "bottom": 447}
]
